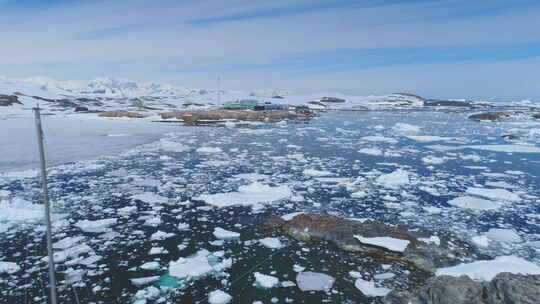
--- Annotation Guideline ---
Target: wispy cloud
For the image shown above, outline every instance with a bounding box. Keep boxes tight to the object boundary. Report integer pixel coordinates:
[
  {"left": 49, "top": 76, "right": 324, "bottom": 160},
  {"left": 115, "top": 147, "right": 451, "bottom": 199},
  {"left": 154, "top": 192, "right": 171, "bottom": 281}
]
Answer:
[{"left": 1, "top": 0, "right": 540, "bottom": 98}]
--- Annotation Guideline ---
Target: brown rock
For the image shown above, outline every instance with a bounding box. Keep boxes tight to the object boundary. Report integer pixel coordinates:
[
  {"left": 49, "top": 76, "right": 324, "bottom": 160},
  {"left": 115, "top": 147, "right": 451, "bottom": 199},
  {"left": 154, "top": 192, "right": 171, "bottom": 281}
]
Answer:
[{"left": 98, "top": 111, "right": 145, "bottom": 118}]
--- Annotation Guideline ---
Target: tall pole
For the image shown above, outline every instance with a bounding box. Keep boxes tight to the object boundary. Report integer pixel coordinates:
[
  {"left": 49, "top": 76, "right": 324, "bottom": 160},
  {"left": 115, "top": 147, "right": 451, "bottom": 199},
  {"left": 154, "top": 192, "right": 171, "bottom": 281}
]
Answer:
[{"left": 33, "top": 105, "right": 58, "bottom": 304}]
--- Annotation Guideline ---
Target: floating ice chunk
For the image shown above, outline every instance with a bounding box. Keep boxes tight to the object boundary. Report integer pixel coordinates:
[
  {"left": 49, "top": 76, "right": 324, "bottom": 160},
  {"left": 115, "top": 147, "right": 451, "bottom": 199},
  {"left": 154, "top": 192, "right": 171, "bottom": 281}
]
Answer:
[
  {"left": 376, "top": 169, "right": 410, "bottom": 189},
  {"left": 421, "top": 155, "right": 447, "bottom": 165},
  {"left": 296, "top": 272, "right": 335, "bottom": 291},
  {"left": 303, "top": 169, "right": 333, "bottom": 177},
  {"left": 213, "top": 227, "right": 240, "bottom": 239},
  {"left": 358, "top": 148, "right": 383, "bottom": 156},
  {"left": 354, "top": 235, "right": 410, "bottom": 252},
  {"left": 131, "top": 276, "right": 160, "bottom": 286},
  {"left": 281, "top": 212, "right": 305, "bottom": 221},
  {"left": 259, "top": 237, "right": 284, "bottom": 249},
  {"left": 208, "top": 290, "right": 232, "bottom": 304},
  {"left": 53, "top": 236, "right": 84, "bottom": 250},
  {"left": 79, "top": 255, "right": 102, "bottom": 267},
  {"left": 233, "top": 173, "right": 268, "bottom": 182},
  {"left": 75, "top": 218, "right": 117, "bottom": 233},
  {"left": 254, "top": 272, "right": 279, "bottom": 289},
  {"left": 158, "top": 138, "right": 188, "bottom": 152},
  {"left": 281, "top": 280, "right": 296, "bottom": 287},
  {"left": 406, "top": 135, "right": 452, "bottom": 142},
  {"left": 374, "top": 272, "right": 396, "bottom": 280},
  {"left": 472, "top": 235, "right": 490, "bottom": 247},
  {"left": 150, "top": 231, "right": 174, "bottom": 241},
  {"left": 168, "top": 249, "right": 231, "bottom": 280},
  {"left": 436, "top": 256, "right": 540, "bottom": 281},
  {"left": 0, "top": 261, "right": 20, "bottom": 274},
  {"left": 486, "top": 228, "right": 522, "bottom": 243},
  {"left": 362, "top": 136, "right": 398, "bottom": 144},
  {"left": 140, "top": 262, "right": 160, "bottom": 271},
  {"left": 194, "top": 182, "right": 292, "bottom": 208},
  {"left": 349, "top": 271, "right": 362, "bottom": 278},
  {"left": 117, "top": 205, "right": 138, "bottom": 215},
  {"left": 351, "top": 190, "right": 367, "bottom": 198},
  {"left": 132, "top": 193, "right": 169, "bottom": 204},
  {"left": 448, "top": 196, "right": 501, "bottom": 210},
  {"left": 177, "top": 222, "right": 190, "bottom": 230},
  {"left": 354, "top": 279, "right": 391, "bottom": 297},
  {"left": 149, "top": 247, "right": 168, "bottom": 255},
  {"left": 0, "top": 198, "right": 43, "bottom": 222},
  {"left": 293, "top": 265, "right": 306, "bottom": 272},
  {"left": 392, "top": 123, "right": 421, "bottom": 135},
  {"left": 464, "top": 145, "right": 540, "bottom": 153},
  {"left": 196, "top": 147, "right": 222, "bottom": 153},
  {"left": 466, "top": 187, "right": 521, "bottom": 202}
]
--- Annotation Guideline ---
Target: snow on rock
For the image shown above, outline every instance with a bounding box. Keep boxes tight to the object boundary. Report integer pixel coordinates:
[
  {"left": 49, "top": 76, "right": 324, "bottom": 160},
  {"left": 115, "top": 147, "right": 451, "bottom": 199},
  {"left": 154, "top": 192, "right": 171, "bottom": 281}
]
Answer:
[
  {"left": 296, "top": 272, "right": 335, "bottom": 291},
  {"left": 466, "top": 187, "right": 521, "bottom": 202},
  {"left": 208, "top": 290, "right": 232, "bottom": 304},
  {"left": 254, "top": 272, "right": 279, "bottom": 289},
  {"left": 0, "top": 261, "right": 20, "bottom": 274},
  {"left": 447, "top": 196, "right": 501, "bottom": 210},
  {"left": 0, "top": 198, "right": 43, "bottom": 222},
  {"left": 375, "top": 169, "right": 411, "bottom": 189},
  {"left": 213, "top": 227, "right": 240, "bottom": 239},
  {"left": 194, "top": 182, "right": 292, "bottom": 208},
  {"left": 354, "top": 278, "right": 391, "bottom": 297},
  {"left": 486, "top": 228, "right": 522, "bottom": 243},
  {"left": 280, "top": 212, "right": 306, "bottom": 221},
  {"left": 168, "top": 249, "right": 231, "bottom": 280},
  {"left": 259, "top": 237, "right": 284, "bottom": 249},
  {"left": 436, "top": 256, "right": 540, "bottom": 281},
  {"left": 354, "top": 235, "right": 410, "bottom": 252},
  {"left": 74, "top": 218, "right": 117, "bottom": 233}
]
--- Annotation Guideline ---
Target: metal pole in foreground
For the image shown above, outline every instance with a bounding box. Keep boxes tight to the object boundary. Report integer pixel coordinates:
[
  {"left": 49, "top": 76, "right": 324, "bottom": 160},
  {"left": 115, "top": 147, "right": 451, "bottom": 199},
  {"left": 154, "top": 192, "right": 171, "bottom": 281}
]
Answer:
[{"left": 33, "top": 105, "right": 58, "bottom": 304}]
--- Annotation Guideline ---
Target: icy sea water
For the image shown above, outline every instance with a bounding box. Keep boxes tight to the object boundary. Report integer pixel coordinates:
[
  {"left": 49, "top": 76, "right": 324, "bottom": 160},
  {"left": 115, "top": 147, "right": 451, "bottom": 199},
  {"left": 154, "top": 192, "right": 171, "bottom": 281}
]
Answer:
[{"left": 1, "top": 110, "right": 540, "bottom": 303}]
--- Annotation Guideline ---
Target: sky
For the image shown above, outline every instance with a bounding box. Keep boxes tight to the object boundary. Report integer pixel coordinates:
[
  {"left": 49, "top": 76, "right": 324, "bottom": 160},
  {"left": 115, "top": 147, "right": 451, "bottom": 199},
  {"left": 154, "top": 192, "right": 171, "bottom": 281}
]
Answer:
[{"left": 1, "top": 0, "right": 540, "bottom": 99}]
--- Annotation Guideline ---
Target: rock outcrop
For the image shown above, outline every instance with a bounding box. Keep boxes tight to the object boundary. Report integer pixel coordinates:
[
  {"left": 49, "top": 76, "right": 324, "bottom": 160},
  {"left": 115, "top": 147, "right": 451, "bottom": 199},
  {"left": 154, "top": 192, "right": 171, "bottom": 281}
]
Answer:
[
  {"left": 99, "top": 111, "right": 145, "bottom": 118},
  {"left": 160, "top": 109, "right": 311, "bottom": 124},
  {"left": 424, "top": 100, "right": 472, "bottom": 107},
  {"left": 265, "top": 213, "right": 483, "bottom": 272},
  {"left": 533, "top": 113, "right": 540, "bottom": 119},
  {"left": 0, "top": 94, "right": 22, "bottom": 106},
  {"left": 383, "top": 272, "right": 540, "bottom": 304},
  {"left": 468, "top": 112, "right": 511, "bottom": 121}
]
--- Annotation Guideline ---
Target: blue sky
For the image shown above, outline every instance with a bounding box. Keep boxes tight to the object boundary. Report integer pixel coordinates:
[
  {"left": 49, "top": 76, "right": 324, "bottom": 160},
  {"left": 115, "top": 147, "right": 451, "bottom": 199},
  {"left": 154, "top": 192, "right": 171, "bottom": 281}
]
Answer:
[{"left": 1, "top": 0, "right": 540, "bottom": 98}]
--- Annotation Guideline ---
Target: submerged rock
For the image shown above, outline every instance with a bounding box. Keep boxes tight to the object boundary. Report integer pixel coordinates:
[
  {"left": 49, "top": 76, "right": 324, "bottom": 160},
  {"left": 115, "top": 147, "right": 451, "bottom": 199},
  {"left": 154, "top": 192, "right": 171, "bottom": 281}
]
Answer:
[
  {"left": 266, "top": 213, "right": 483, "bottom": 271},
  {"left": 468, "top": 112, "right": 511, "bottom": 121},
  {"left": 383, "top": 273, "right": 540, "bottom": 304},
  {"left": 501, "top": 134, "right": 519, "bottom": 140}
]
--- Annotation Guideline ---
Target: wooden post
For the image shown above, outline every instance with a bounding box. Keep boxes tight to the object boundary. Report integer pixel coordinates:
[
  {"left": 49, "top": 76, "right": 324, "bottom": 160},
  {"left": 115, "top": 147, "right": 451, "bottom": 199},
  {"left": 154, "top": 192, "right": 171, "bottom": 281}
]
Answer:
[{"left": 33, "top": 105, "right": 58, "bottom": 304}]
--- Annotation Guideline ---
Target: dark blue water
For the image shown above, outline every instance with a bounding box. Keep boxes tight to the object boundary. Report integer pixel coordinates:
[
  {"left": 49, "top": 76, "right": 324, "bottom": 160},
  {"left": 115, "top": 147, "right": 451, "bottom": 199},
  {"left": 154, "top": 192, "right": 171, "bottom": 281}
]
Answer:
[{"left": 1, "top": 110, "right": 539, "bottom": 303}]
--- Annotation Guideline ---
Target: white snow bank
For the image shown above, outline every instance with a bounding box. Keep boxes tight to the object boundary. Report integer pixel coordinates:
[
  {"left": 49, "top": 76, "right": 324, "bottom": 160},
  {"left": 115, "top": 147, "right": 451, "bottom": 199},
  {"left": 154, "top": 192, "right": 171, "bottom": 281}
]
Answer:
[
  {"left": 436, "top": 256, "right": 540, "bottom": 281},
  {"left": 213, "top": 227, "right": 240, "bottom": 239},
  {"left": 376, "top": 169, "right": 411, "bottom": 189},
  {"left": 194, "top": 182, "right": 292, "bottom": 208},
  {"left": 296, "top": 272, "right": 335, "bottom": 291},
  {"left": 354, "top": 279, "right": 391, "bottom": 297},
  {"left": 354, "top": 235, "right": 410, "bottom": 252}
]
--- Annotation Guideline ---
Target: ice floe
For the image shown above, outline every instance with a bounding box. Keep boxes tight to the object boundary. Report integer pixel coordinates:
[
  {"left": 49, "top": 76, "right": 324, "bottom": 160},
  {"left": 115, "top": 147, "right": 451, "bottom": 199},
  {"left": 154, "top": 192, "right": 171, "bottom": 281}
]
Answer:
[
  {"left": 354, "top": 278, "right": 391, "bottom": 297},
  {"left": 436, "top": 256, "right": 540, "bottom": 281},
  {"left": 296, "top": 272, "right": 335, "bottom": 291},
  {"left": 194, "top": 182, "right": 292, "bottom": 208}
]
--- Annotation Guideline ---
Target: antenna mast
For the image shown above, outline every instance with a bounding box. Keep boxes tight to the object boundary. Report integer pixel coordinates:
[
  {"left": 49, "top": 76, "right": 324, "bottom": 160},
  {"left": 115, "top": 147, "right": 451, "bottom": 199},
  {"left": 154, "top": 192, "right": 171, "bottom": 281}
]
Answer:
[{"left": 33, "top": 105, "right": 58, "bottom": 304}]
